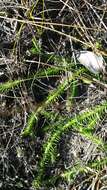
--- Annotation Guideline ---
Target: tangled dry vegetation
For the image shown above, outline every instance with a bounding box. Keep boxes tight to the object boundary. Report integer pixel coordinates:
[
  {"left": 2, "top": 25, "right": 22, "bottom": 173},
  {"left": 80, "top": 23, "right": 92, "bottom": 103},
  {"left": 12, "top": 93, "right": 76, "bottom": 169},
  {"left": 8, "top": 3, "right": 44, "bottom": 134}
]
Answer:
[{"left": 0, "top": 0, "right": 107, "bottom": 190}]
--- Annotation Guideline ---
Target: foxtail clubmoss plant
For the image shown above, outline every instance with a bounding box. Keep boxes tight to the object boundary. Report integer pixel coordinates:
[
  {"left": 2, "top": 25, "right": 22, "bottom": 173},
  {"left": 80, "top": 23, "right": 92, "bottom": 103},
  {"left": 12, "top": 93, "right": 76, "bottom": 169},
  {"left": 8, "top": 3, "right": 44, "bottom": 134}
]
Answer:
[
  {"left": 61, "top": 157, "right": 107, "bottom": 183},
  {"left": 22, "top": 68, "right": 85, "bottom": 137},
  {"left": 0, "top": 65, "right": 65, "bottom": 93},
  {"left": 33, "top": 101, "right": 107, "bottom": 188},
  {"left": 61, "top": 162, "right": 88, "bottom": 183},
  {"left": 0, "top": 79, "right": 24, "bottom": 92}
]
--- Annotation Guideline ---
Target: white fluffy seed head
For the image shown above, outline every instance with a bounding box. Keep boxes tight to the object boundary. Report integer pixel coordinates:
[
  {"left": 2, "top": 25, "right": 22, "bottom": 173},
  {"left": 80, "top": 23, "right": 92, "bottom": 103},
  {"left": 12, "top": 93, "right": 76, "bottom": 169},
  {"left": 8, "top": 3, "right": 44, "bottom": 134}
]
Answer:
[{"left": 76, "top": 51, "right": 106, "bottom": 74}]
